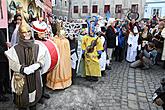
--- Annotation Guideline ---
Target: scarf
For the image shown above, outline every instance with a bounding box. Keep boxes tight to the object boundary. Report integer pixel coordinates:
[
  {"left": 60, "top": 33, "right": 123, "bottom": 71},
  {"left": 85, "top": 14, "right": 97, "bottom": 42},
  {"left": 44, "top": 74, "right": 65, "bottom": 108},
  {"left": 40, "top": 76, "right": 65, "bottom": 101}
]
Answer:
[{"left": 18, "top": 37, "right": 35, "bottom": 65}]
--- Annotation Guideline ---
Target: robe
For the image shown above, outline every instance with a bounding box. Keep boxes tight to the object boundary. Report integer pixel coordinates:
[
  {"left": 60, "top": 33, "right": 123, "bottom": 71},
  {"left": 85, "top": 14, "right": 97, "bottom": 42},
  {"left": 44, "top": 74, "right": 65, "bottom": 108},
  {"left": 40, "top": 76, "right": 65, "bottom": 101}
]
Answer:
[
  {"left": 82, "top": 35, "right": 103, "bottom": 77},
  {"left": 126, "top": 32, "right": 139, "bottom": 62},
  {"left": 99, "top": 36, "right": 106, "bottom": 71},
  {"left": 46, "top": 37, "right": 72, "bottom": 90},
  {"left": 5, "top": 43, "right": 45, "bottom": 108}
]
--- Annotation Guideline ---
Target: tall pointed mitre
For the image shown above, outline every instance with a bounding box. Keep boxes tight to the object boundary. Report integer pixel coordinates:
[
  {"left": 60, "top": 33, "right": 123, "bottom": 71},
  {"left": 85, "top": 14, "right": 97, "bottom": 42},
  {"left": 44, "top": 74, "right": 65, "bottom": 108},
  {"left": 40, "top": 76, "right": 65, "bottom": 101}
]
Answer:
[
  {"left": 55, "top": 20, "right": 62, "bottom": 37},
  {"left": 18, "top": 8, "right": 31, "bottom": 39}
]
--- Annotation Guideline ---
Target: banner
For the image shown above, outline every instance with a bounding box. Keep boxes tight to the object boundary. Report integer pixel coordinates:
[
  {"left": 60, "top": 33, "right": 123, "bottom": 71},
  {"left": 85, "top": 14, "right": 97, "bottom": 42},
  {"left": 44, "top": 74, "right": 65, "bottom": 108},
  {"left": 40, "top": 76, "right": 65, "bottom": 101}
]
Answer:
[{"left": 0, "top": 0, "right": 8, "bottom": 28}]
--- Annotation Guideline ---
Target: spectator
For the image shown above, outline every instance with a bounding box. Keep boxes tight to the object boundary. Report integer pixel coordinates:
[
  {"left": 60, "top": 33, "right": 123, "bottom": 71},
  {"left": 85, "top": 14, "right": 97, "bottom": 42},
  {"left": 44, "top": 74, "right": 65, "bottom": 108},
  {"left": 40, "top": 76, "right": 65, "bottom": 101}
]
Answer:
[
  {"left": 0, "top": 28, "right": 10, "bottom": 102},
  {"left": 130, "top": 42, "right": 157, "bottom": 70}
]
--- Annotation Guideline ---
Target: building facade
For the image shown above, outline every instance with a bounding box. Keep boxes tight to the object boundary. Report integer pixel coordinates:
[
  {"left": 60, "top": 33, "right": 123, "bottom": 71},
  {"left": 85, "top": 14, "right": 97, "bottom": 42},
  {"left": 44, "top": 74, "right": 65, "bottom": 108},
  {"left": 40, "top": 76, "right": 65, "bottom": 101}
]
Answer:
[
  {"left": 8, "top": 0, "right": 52, "bottom": 20},
  {"left": 52, "top": 0, "right": 70, "bottom": 20},
  {"left": 52, "top": 0, "right": 146, "bottom": 20},
  {"left": 144, "top": 0, "right": 165, "bottom": 19}
]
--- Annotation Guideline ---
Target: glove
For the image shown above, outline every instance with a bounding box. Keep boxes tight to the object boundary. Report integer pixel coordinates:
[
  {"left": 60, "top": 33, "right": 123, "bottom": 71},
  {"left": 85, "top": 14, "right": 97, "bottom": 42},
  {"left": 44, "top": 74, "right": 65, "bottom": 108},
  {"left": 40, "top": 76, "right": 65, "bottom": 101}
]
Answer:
[
  {"left": 23, "top": 63, "right": 40, "bottom": 75},
  {"left": 98, "top": 54, "right": 101, "bottom": 59},
  {"left": 28, "top": 63, "right": 40, "bottom": 71},
  {"left": 23, "top": 67, "right": 34, "bottom": 75},
  {"left": 129, "top": 44, "right": 132, "bottom": 47}
]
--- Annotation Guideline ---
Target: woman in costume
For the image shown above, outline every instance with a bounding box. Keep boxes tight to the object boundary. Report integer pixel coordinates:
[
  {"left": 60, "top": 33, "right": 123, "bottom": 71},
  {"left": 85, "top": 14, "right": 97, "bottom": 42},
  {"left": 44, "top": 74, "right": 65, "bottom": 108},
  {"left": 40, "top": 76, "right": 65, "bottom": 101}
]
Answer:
[
  {"left": 5, "top": 16, "right": 46, "bottom": 110},
  {"left": 81, "top": 16, "right": 103, "bottom": 81},
  {"left": 46, "top": 20, "right": 72, "bottom": 90}
]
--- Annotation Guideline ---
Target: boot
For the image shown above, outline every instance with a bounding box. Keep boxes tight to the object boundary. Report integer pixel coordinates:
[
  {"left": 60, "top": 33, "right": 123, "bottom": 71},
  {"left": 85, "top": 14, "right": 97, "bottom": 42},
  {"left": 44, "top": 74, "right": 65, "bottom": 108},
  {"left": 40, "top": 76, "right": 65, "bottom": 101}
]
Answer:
[
  {"left": 101, "top": 71, "right": 105, "bottom": 76},
  {"left": 0, "top": 95, "right": 9, "bottom": 102},
  {"left": 106, "top": 65, "right": 111, "bottom": 70},
  {"left": 163, "top": 61, "right": 165, "bottom": 69}
]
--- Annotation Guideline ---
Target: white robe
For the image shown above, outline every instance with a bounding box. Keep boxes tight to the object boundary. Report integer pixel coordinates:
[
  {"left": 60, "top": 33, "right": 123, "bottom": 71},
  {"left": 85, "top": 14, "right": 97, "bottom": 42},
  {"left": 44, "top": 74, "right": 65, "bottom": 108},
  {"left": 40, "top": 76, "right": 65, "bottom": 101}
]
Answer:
[
  {"left": 126, "top": 33, "right": 139, "bottom": 62},
  {"left": 5, "top": 42, "right": 46, "bottom": 94},
  {"left": 161, "top": 28, "right": 165, "bottom": 60},
  {"left": 99, "top": 36, "right": 106, "bottom": 71}
]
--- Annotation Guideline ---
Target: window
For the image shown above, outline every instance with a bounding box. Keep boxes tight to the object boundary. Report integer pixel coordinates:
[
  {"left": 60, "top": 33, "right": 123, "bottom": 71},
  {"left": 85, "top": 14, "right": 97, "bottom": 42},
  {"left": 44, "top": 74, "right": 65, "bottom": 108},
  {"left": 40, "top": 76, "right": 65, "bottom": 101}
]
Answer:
[
  {"left": 65, "top": 0, "right": 67, "bottom": 7},
  {"left": 74, "top": 6, "right": 78, "bottom": 13},
  {"left": 82, "top": 6, "right": 88, "bottom": 13},
  {"left": 152, "top": 8, "right": 161, "bottom": 17},
  {"left": 92, "top": 5, "right": 98, "bottom": 13},
  {"left": 131, "top": 4, "right": 138, "bottom": 13},
  {"left": 104, "top": 5, "right": 110, "bottom": 13},
  {"left": 115, "top": 5, "right": 122, "bottom": 13}
]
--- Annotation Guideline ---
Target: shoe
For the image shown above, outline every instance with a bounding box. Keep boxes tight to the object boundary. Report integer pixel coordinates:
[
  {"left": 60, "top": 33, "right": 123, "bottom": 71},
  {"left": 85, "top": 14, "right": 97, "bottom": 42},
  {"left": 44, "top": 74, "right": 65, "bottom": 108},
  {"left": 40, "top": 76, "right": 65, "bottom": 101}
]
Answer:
[
  {"left": 141, "top": 66, "right": 149, "bottom": 70},
  {"left": 42, "top": 93, "right": 50, "bottom": 99},
  {"left": 38, "top": 98, "right": 44, "bottom": 104},
  {"left": 90, "top": 77, "right": 98, "bottom": 82},
  {"left": 5, "top": 88, "right": 12, "bottom": 94},
  {"left": 101, "top": 71, "right": 106, "bottom": 76},
  {"left": 106, "top": 65, "right": 111, "bottom": 70},
  {"left": 85, "top": 76, "right": 91, "bottom": 81},
  {"left": 0, "top": 95, "right": 9, "bottom": 102}
]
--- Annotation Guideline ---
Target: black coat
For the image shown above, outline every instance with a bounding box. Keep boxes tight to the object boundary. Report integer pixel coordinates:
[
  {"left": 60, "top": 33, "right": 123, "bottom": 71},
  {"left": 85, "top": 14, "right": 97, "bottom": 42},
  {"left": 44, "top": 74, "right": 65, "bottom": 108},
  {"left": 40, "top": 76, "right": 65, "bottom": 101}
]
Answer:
[
  {"left": 8, "top": 22, "right": 16, "bottom": 41},
  {"left": 106, "top": 26, "right": 116, "bottom": 48},
  {"left": 0, "top": 28, "right": 8, "bottom": 62}
]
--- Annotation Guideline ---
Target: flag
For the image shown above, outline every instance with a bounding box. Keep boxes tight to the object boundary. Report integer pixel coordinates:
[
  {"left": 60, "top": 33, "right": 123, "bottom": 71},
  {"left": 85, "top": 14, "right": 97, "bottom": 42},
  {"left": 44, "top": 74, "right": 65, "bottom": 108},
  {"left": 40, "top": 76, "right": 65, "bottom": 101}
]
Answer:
[{"left": 0, "top": 0, "right": 8, "bottom": 28}]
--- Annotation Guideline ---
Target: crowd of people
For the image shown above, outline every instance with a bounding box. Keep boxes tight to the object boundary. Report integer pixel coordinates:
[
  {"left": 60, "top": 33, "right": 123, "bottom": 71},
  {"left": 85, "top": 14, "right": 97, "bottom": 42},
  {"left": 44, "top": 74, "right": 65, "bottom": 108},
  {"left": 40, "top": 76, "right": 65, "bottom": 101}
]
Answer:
[{"left": 0, "top": 8, "right": 165, "bottom": 110}]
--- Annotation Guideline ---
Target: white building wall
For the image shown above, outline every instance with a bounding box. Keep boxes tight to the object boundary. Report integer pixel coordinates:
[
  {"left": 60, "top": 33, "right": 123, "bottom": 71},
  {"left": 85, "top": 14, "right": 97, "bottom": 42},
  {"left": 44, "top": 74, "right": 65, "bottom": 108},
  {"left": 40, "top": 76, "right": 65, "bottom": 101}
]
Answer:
[
  {"left": 53, "top": 0, "right": 146, "bottom": 20},
  {"left": 144, "top": 2, "right": 165, "bottom": 18}
]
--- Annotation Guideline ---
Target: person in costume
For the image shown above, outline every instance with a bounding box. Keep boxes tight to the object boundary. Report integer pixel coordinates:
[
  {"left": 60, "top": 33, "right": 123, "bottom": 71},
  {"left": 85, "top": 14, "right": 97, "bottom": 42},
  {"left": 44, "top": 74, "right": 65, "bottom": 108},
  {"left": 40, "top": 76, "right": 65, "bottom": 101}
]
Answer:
[
  {"left": 46, "top": 20, "right": 72, "bottom": 90},
  {"left": 76, "top": 28, "right": 87, "bottom": 77},
  {"left": 99, "top": 27, "right": 107, "bottom": 76},
  {"left": 5, "top": 16, "right": 46, "bottom": 110},
  {"left": 31, "top": 20, "right": 50, "bottom": 103},
  {"left": 81, "top": 16, "right": 103, "bottom": 81},
  {"left": 63, "top": 21, "right": 82, "bottom": 84},
  {"left": 126, "top": 26, "right": 139, "bottom": 63}
]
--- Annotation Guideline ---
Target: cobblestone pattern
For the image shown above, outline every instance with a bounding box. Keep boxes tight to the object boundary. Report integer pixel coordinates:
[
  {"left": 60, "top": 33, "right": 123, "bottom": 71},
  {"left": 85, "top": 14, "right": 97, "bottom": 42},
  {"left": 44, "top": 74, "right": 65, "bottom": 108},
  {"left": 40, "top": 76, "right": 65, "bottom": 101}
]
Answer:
[{"left": 0, "top": 62, "right": 165, "bottom": 110}]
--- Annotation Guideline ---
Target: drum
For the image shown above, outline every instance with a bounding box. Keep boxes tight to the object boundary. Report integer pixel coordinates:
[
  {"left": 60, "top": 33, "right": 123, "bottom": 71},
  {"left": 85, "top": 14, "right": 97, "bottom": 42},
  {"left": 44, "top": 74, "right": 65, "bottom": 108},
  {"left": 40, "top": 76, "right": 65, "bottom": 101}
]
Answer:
[{"left": 35, "top": 39, "right": 60, "bottom": 74}]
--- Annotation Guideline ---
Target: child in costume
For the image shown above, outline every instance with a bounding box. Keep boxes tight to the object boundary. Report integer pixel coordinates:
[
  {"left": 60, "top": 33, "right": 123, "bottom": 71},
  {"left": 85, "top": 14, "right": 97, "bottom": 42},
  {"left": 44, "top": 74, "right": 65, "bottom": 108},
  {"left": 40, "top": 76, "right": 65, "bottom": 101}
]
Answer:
[{"left": 81, "top": 16, "right": 103, "bottom": 81}]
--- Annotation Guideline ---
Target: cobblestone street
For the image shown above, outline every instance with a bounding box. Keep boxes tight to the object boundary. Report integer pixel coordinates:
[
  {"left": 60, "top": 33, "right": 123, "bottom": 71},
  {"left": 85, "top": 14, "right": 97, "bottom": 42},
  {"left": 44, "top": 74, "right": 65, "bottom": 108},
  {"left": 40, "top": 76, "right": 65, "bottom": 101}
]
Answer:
[{"left": 1, "top": 61, "right": 165, "bottom": 110}]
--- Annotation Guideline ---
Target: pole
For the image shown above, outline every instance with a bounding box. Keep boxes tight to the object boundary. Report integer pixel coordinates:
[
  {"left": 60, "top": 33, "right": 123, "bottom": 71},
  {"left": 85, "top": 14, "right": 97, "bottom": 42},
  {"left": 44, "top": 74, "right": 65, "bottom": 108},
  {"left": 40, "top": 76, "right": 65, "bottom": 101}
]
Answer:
[
  {"left": 68, "top": 0, "right": 71, "bottom": 21},
  {"left": 6, "top": 27, "right": 12, "bottom": 80}
]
